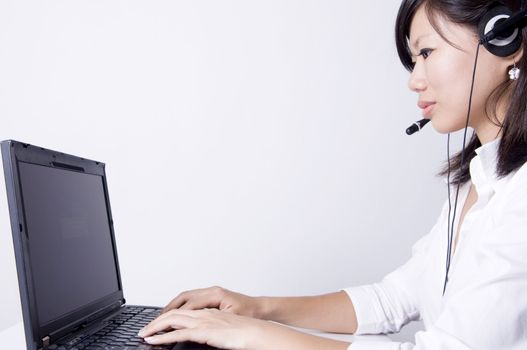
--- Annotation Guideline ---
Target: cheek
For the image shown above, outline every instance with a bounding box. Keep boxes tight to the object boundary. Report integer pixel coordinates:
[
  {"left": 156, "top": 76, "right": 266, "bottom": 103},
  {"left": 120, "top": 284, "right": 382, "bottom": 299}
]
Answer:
[
  {"left": 427, "top": 52, "right": 473, "bottom": 104},
  {"left": 426, "top": 52, "right": 479, "bottom": 117},
  {"left": 471, "top": 55, "right": 507, "bottom": 111},
  {"left": 424, "top": 52, "right": 479, "bottom": 132}
]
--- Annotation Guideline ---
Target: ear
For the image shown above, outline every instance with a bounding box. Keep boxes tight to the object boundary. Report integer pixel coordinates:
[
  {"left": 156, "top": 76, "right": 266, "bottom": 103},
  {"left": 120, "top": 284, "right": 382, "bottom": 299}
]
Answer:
[{"left": 503, "top": 47, "right": 524, "bottom": 68}]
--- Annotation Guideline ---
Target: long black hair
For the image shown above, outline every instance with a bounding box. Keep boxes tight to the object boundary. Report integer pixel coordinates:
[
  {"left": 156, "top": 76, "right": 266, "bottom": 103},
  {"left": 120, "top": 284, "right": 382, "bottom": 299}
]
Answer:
[{"left": 395, "top": 0, "right": 527, "bottom": 185}]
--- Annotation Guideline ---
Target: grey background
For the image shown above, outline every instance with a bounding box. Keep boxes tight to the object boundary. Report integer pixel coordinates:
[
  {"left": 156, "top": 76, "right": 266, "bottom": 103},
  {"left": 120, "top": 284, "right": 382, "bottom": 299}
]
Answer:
[{"left": 0, "top": 0, "right": 466, "bottom": 343}]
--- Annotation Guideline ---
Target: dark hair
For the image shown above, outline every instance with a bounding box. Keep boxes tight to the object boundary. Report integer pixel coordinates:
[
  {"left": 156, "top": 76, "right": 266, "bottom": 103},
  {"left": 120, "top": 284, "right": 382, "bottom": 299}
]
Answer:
[{"left": 395, "top": 0, "right": 527, "bottom": 185}]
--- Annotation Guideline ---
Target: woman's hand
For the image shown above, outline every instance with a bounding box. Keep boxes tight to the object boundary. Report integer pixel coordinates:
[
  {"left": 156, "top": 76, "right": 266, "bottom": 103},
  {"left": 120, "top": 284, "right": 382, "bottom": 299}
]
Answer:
[
  {"left": 137, "top": 308, "right": 266, "bottom": 350},
  {"left": 161, "top": 286, "right": 264, "bottom": 319},
  {"left": 138, "top": 308, "right": 351, "bottom": 350}
]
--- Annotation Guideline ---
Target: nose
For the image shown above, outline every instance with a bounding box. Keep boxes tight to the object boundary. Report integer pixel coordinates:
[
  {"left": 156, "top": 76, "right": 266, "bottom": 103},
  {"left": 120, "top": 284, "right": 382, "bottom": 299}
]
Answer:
[{"left": 408, "top": 61, "right": 427, "bottom": 92}]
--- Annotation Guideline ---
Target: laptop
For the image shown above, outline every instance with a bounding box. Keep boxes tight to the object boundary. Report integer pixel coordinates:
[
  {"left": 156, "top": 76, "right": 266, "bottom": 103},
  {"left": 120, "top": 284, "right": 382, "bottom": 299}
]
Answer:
[{"left": 1, "top": 140, "right": 219, "bottom": 350}]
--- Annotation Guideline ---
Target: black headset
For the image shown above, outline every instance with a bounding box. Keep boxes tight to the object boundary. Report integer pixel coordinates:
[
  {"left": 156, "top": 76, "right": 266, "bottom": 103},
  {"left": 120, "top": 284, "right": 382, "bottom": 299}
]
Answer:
[{"left": 478, "top": 2, "right": 526, "bottom": 57}]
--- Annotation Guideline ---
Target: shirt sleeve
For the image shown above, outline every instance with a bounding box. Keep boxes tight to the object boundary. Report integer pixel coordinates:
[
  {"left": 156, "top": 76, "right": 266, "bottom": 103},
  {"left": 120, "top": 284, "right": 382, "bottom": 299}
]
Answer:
[
  {"left": 343, "top": 190, "right": 527, "bottom": 349},
  {"left": 342, "top": 218, "right": 437, "bottom": 335}
]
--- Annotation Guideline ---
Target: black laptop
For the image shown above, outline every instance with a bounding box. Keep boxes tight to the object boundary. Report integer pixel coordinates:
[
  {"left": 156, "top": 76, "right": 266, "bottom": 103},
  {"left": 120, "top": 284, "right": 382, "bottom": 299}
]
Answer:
[{"left": 1, "top": 140, "right": 218, "bottom": 350}]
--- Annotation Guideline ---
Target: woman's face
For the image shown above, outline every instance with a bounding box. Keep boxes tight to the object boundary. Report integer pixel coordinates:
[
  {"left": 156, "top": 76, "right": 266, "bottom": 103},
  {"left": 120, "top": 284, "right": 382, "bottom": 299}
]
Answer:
[{"left": 408, "top": 6, "right": 515, "bottom": 141}]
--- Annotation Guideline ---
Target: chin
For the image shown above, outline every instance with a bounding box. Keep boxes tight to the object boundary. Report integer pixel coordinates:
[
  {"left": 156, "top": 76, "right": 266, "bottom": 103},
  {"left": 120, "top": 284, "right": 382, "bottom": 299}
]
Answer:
[{"left": 430, "top": 117, "right": 467, "bottom": 134}]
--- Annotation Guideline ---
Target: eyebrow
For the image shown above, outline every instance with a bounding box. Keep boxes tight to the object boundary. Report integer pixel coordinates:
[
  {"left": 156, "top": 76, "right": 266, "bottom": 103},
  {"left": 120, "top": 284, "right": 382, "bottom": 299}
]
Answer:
[{"left": 410, "top": 34, "right": 433, "bottom": 51}]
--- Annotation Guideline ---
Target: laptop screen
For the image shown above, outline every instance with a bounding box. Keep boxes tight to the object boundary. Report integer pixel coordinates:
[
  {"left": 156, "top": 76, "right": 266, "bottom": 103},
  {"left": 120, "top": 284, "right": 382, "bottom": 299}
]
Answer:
[{"left": 18, "top": 161, "right": 120, "bottom": 327}]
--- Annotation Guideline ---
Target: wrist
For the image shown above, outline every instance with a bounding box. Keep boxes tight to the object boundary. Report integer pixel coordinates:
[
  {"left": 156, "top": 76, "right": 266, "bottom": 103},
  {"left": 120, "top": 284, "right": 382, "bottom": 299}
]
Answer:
[
  {"left": 254, "top": 296, "right": 274, "bottom": 320},
  {"left": 244, "top": 320, "right": 351, "bottom": 350},
  {"left": 244, "top": 319, "right": 281, "bottom": 350}
]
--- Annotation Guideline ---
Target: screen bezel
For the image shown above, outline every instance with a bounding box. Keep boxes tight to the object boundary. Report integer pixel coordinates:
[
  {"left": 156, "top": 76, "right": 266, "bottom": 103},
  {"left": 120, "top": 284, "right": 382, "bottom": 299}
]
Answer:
[{"left": 1, "top": 141, "right": 125, "bottom": 348}]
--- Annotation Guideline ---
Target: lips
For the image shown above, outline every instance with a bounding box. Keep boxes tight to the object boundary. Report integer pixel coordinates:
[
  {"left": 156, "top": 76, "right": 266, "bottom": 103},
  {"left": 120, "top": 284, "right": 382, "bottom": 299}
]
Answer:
[
  {"left": 418, "top": 101, "right": 435, "bottom": 109},
  {"left": 418, "top": 101, "right": 436, "bottom": 118}
]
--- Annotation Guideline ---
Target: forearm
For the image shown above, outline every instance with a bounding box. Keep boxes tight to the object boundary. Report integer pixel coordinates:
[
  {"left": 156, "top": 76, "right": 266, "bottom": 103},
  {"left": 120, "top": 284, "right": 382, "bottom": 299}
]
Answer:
[
  {"left": 256, "top": 291, "right": 358, "bottom": 333},
  {"left": 249, "top": 321, "right": 351, "bottom": 350}
]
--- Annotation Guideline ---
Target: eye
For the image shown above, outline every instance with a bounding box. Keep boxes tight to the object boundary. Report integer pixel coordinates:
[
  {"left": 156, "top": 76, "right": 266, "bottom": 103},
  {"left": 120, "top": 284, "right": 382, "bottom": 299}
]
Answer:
[
  {"left": 409, "top": 48, "right": 434, "bottom": 68},
  {"left": 418, "top": 48, "right": 433, "bottom": 59}
]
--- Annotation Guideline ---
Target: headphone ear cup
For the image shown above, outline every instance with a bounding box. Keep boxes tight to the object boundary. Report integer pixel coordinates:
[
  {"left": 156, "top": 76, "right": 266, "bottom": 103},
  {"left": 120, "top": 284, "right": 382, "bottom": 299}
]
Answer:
[{"left": 478, "top": 5, "right": 522, "bottom": 57}]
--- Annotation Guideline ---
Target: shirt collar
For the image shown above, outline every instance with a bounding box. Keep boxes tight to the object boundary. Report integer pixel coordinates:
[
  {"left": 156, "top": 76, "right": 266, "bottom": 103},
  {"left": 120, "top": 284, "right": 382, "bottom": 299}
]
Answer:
[{"left": 470, "top": 138, "right": 506, "bottom": 194}]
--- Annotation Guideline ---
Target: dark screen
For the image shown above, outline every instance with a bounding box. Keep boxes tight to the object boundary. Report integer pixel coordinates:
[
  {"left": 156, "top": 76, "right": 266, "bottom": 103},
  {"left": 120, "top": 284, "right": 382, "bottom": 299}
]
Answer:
[{"left": 18, "top": 162, "right": 120, "bottom": 326}]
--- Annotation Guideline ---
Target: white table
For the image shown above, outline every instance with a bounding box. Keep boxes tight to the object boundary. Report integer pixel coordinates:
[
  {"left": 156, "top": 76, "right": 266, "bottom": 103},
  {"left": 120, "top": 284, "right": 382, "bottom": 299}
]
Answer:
[{"left": 1, "top": 321, "right": 391, "bottom": 348}]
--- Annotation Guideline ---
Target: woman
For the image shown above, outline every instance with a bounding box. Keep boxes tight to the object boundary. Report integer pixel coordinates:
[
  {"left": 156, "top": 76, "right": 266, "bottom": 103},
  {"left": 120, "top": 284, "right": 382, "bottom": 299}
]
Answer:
[{"left": 139, "top": 1, "right": 527, "bottom": 349}]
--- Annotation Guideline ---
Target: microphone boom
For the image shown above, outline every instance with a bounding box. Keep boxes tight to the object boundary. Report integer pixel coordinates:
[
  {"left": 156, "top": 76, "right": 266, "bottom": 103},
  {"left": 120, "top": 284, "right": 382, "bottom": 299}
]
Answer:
[{"left": 406, "top": 118, "right": 430, "bottom": 135}]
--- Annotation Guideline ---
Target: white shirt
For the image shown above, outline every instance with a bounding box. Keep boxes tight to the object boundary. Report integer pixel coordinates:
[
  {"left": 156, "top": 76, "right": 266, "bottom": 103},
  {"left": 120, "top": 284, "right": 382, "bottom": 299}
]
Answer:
[{"left": 344, "top": 138, "right": 527, "bottom": 350}]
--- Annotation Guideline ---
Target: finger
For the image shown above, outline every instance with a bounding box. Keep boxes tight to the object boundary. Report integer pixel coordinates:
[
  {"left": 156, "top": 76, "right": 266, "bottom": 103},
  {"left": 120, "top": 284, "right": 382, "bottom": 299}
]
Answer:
[
  {"left": 138, "top": 313, "right": 197, "bottom": 338},
  {"left": 162, "top": 287, "right": 215, "bottom": 313},
  {"left": 162, "top": 293, "right": 189, "bottom": 313},
  {"left": 148, "top": 308, "right": 200, "bottom": 329},
  {"left": 179, "top": 300, "right": 215, "bottom": 310},
  {"left": 178, "top": 301, "right": 194, "bottom": 310},
  {"left": 169, "top": 291, "right": 221, "bottom": 312},
  {"left": 141, "top": 309, "right": 198, "bottom": 336},
  {"left": 145, "top": 328, "right": 209, "bottom": 346},
  {"left": 221, "top": 304, "right": 236, "bottom": 313}
]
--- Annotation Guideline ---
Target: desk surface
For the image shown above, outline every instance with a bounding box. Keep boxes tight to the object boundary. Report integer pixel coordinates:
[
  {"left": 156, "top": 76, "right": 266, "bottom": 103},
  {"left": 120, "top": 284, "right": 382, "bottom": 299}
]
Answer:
[{"left": 1, "top": 321, "right": 390, "bottom": 348}]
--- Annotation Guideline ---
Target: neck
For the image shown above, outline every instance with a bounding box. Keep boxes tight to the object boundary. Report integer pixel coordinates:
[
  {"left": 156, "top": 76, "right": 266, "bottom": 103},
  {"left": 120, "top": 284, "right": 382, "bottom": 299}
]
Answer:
[
  {"left": 474, "top": 122, "right": 502, "bottom": 144},
  {"left": 474, "top": 97, "right": 509, "bottom": 144}
]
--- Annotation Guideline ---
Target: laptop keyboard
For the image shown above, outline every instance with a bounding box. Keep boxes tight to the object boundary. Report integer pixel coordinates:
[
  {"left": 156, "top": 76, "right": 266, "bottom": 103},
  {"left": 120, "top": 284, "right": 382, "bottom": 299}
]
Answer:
[{"left": 49, "top": 306, "right": 174, "bottom": 350}]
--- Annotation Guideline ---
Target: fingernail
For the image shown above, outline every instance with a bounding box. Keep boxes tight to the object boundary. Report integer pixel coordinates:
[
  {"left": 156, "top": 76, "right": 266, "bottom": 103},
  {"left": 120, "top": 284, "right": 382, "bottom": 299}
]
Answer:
[
  {"left": 137, "top": 328, "right": 145, "bottom": 337},
  {"left": 144, "top": 337, "right": 155, "bottom": 344}
]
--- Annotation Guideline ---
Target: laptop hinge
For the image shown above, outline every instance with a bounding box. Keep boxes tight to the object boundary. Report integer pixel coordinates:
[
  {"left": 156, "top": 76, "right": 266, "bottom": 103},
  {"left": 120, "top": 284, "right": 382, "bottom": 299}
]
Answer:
[
  {"left": 41, "top": 335, "right": 50, "bottom": 349},
  {"left": 48, "top": 300, "right": 124, "bottom": 342}
]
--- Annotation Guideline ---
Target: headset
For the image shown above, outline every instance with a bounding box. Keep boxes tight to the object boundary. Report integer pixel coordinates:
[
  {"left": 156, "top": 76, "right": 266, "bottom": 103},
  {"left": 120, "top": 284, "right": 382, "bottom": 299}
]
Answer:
[
  {"left": 405, "top": 1, "right": 527, "bottom": 295},
  {"left": 479, "top": 2, "right": 525, "bottom": 56}
]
